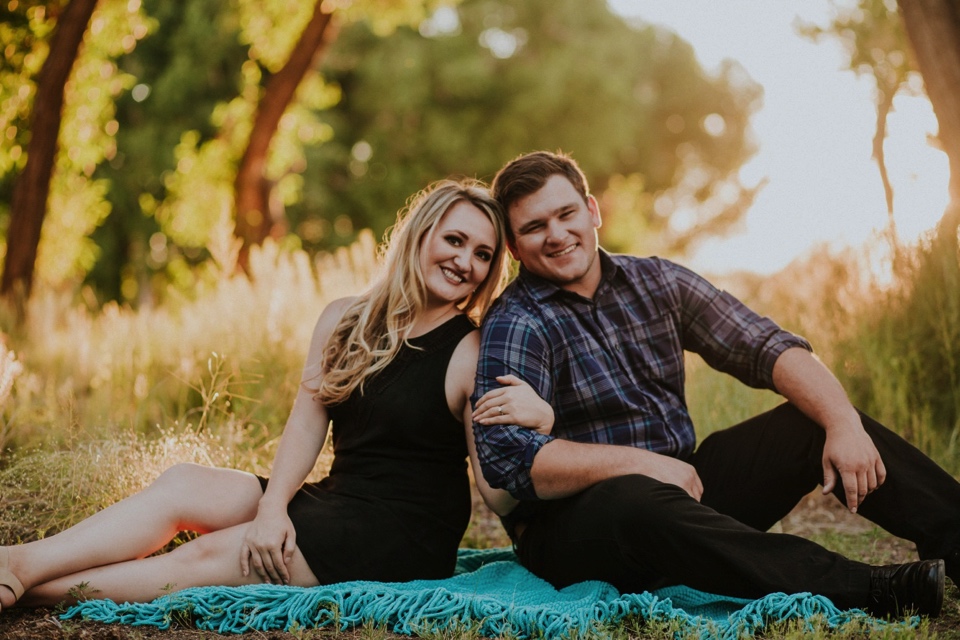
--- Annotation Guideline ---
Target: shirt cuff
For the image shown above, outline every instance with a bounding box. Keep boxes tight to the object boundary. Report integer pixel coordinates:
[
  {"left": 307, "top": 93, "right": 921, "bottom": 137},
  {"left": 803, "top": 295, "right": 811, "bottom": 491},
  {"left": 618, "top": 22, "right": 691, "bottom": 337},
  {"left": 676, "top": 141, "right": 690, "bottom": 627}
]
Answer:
[
  {"left": 759, "top": 334, "right": 813, "bottom": 390},
  {"left": 512, "top": 431, "right": 554, "bottom": 500}
]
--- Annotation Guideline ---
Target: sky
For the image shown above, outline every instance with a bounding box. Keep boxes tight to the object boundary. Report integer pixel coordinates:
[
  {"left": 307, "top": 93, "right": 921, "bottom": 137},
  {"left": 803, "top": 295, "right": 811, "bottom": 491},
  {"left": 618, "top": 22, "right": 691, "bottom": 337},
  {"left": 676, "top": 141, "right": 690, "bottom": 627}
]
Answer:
[{"left": 607, "top": 0, "right": 950, "bottom": 275}]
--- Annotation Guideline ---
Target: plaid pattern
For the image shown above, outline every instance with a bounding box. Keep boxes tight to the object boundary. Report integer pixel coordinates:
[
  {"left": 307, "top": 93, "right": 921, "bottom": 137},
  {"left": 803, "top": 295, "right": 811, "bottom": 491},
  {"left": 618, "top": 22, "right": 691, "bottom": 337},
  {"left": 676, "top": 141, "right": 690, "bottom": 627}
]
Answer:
[{"left": 472, "top": 251, "right": 811, "bottom": 500}]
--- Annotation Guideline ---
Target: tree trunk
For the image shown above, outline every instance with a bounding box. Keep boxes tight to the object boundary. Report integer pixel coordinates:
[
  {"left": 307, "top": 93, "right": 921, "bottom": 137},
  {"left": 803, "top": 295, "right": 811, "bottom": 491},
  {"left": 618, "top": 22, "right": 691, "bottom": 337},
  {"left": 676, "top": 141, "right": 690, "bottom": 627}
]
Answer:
[
  {"left": 234, "top": 0, "right": 336, "bottom": 272},
  {"left": 1, "top": 0, "right": 99, "bottom": 319},
  {"left": 897, "top": 0, "right": 960, "bottom": 209},
  {"left": 872, "top": 84, "right": 896, "bottom": 225}
]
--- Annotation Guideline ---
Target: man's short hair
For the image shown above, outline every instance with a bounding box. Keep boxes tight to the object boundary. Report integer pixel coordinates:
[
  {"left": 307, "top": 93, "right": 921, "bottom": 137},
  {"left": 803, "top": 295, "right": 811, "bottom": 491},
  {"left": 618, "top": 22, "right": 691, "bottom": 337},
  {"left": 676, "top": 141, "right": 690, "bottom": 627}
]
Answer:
[{"left": 491, "top": 151, "right": 590, "bottom": 237}]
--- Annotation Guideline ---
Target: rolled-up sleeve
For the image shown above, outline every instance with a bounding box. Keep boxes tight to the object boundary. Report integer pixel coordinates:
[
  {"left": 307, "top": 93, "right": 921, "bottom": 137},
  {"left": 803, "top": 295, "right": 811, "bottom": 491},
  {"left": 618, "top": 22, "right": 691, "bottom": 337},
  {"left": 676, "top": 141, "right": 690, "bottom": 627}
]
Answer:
[
  {"left": 472, "top": 311, "right": 554, "bottom": 500},
  {"left": 669, "top": 261, "right": 812, "bottom": 390}
]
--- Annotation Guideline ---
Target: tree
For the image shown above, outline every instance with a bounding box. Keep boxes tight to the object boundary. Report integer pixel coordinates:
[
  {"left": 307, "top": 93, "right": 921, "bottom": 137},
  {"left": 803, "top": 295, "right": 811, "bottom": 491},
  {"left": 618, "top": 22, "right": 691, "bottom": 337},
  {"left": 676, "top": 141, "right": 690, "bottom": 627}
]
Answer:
[
  {"left": 151, "top": 0, "right": 440, "bottom": 280},
  {"left": 233, "top": 0, "right": 336, "bottom": 270},
  {"left": 798, "top": 0, "right": 917, "bottom": 222},
  {"left": 1, "top": 0, "right": 99, "bottom": 316},
  {"left": 1, "top": 0, "right": 150, "bottom": 315},
  {"left": 801, "top": 0, "right": 960, "bottom": 440},
  {"left": 897, "top": 0, "right": 960, "bottom": 212},
  {"left": 298, "top": 0, "right": 762, "bottom": 258},
  {"left": 86, "top": 0, "right": 250, "bottom": 303},
  {"left": 801, "top": 0, "right": 960, "bottom": 224}
]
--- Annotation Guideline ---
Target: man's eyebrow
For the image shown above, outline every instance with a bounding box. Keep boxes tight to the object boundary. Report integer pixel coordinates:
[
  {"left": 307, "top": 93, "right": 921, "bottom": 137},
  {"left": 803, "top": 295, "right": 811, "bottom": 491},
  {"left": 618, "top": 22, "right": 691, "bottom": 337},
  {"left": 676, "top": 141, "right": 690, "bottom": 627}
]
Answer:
[
  {"left": 516, "top": 219, "right": 544, "bottom": 234},
  {"left": 516, "top": 203, "right": 578, "bottom": 233}
]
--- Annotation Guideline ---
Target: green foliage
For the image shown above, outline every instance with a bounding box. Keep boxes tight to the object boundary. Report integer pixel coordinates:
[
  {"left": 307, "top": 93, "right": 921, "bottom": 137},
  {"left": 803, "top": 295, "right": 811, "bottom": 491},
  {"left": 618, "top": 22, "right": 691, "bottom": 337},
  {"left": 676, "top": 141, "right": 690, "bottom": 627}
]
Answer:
[
  {"left": 4, "top": 0, "right": 763, "bottom": 305},
  {"left": 87, "top": 0, "right": 250, "bottom": 301},
  {"left": 798, "top": 0, "right": 917, "bottom": 94},
  {"left": 837, "top": 210, "right": 960, "bottom": 458},
  {"left": 0, "top": 1, "right": 63, "bottom": 178},
  {"left": 0, "top": 0, "right": 152, "bottom": 290},
  {"left": 102, "top": 0, "right": 421, "bottom": 303},
  {"left": 299, "top": 0, "right": 762, "bottom": 257}
]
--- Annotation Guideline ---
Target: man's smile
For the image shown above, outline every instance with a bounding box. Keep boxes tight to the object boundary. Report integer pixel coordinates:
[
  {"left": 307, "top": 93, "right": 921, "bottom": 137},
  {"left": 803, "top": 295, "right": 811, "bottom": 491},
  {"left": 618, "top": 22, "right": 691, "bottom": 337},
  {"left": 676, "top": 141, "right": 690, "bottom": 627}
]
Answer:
[{"left": 547, "top": 244, "right": 577, "bottom": 258}]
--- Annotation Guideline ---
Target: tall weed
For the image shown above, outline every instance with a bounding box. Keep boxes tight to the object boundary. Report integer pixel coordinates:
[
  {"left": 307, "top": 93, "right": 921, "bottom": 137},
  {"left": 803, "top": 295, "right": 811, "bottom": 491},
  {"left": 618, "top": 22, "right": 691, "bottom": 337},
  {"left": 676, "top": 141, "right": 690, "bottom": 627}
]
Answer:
[
  {"left": 3, "top": 233, "right": 378, "bottom": 451},
  {"left": 836, "top": 208, "right": 960, "bottom": 470},
  {"left": 688, "top": 209, "right": 960, "bottom": 474}
]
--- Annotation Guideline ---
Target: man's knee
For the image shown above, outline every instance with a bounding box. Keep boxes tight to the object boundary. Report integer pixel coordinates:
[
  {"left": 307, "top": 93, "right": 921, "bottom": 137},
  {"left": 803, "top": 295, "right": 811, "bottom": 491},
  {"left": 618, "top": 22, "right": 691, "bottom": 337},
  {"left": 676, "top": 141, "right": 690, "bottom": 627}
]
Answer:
[{"left": 579, "top": 474, "right": 694, "bottom": 531}]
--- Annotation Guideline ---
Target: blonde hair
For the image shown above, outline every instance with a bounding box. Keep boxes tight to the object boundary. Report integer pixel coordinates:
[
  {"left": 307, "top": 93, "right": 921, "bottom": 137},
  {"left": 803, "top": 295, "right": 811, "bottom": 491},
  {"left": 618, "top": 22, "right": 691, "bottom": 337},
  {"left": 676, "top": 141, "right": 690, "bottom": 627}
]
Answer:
[{"left": 313, "top": 179, "right": 507, "bottom": 405}]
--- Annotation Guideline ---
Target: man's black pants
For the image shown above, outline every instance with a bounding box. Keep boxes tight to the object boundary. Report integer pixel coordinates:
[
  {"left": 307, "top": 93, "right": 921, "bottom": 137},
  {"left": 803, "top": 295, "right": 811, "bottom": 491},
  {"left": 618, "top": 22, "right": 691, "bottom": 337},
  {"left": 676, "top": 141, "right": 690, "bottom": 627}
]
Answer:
[{"left": 512, "top": 403, "right": 960, "bottom": 610}]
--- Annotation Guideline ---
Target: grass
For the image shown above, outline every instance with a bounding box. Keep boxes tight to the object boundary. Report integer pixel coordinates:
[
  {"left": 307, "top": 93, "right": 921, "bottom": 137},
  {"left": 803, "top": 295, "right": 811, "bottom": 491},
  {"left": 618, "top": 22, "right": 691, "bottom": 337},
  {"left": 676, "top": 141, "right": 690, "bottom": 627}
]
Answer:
[{"left": 2, "top": 221, "right": 960, "bottom": 637}]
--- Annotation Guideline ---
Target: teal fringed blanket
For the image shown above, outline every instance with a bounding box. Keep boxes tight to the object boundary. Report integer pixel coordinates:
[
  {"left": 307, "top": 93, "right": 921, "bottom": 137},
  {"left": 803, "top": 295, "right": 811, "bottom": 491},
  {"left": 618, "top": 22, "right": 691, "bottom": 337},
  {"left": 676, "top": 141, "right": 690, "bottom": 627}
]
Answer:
[{"left": 62, "top": 547, "right": 912, "bottom": 639}]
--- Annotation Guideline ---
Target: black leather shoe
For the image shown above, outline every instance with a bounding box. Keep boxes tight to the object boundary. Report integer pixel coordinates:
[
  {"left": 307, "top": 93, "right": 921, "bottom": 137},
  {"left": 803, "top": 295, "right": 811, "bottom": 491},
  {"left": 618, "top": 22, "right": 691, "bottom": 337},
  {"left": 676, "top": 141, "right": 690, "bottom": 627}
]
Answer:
[
  {"left": 946, "top": 549, "right": 960, "bottom": 585},
  {"left": 867, "top": 559, "right": 944, "bottom": 618}
]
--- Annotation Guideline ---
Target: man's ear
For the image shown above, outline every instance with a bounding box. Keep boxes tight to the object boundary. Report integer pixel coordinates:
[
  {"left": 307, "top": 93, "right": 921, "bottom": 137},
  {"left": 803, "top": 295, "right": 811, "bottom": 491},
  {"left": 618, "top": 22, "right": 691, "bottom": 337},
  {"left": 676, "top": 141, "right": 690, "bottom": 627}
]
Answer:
[
  {"left": 587, "top": 194, "right": 602, "bottom": 229},
  {"left": 507, "top": 237, "right": 519, "bottom": 261}
]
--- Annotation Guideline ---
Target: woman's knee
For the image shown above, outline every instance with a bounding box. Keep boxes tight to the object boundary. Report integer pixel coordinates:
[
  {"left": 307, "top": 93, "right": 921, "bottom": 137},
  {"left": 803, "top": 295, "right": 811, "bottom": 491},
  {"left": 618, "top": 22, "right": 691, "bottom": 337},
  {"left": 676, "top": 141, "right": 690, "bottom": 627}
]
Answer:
[
  {"left": 151, "top": 463, "right": 246, "bottom": 498},
  {"left": 152, "top": 462, "right": 208, "bottom": 491},
  {"left": 147, "top": 464, "right": 232, "bottom": 516},
  {"left": 165, "top": 531, "right": 229, "bottom": 569}
]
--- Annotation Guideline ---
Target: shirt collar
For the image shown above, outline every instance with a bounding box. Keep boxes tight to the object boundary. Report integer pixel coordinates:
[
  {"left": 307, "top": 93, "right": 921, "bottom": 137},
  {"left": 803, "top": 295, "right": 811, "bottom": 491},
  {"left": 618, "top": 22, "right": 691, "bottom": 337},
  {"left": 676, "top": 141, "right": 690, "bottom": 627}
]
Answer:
[{"left": 517, "top": 248, "right": 622, "bottom": 302}]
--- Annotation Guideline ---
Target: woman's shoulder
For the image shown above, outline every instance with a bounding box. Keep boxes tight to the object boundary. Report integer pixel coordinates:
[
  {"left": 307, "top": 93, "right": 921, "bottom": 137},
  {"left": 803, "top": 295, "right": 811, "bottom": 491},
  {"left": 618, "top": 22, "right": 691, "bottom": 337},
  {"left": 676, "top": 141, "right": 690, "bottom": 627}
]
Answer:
[
  {"left": 324, "top": 295, "right": 360, "bottom": 318},
  {"left": 316, "top": 296, "right": 359, "bottom": 328},
  {"left": 444, "top": 324, "right": 480, "bottom": 411},
  {"left": 448, "top": 326, "right": 480, "bottom": 375},
  {"left": 308, "top": 296, "right": 361, "bottom": 348}
]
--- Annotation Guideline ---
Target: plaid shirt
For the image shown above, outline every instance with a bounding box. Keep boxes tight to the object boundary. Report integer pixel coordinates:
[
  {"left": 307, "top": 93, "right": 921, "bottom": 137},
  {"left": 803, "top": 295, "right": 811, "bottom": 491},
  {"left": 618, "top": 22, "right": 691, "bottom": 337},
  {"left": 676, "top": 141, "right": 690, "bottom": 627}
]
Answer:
[{"left": 472, "top": 250, "right": 811, "bottom": 500}]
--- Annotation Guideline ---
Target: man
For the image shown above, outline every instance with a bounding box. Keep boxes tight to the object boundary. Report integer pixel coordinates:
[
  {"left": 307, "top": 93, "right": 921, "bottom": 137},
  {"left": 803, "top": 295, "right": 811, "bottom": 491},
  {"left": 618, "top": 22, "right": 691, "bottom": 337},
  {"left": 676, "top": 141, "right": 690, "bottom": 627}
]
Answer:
[{"left": 471, "top": 150, "right": 960, "bottom": 618}]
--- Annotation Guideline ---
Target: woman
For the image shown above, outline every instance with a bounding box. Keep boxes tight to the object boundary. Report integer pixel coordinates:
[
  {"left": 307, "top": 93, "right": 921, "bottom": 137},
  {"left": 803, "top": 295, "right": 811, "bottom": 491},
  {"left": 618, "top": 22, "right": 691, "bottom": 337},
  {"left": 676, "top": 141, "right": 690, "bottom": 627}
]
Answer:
[{"left": 0, "top": 179, "right": 549, "bottom": 611}]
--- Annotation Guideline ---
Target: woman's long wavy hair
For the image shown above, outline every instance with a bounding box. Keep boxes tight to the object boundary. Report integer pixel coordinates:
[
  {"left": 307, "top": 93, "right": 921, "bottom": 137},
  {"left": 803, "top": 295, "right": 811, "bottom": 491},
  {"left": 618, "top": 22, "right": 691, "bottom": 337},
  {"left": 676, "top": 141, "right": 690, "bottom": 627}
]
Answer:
[{"left": 311, "top": 179, "right": 508, "bottom": 405}]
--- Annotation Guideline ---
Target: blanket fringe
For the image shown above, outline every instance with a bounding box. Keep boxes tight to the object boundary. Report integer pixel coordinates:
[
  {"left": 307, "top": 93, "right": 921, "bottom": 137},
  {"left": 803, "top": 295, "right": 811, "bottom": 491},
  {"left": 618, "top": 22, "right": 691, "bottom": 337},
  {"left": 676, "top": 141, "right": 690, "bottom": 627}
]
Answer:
[{"left": 62, "top": 550, "right": 916, "bottom": 639}]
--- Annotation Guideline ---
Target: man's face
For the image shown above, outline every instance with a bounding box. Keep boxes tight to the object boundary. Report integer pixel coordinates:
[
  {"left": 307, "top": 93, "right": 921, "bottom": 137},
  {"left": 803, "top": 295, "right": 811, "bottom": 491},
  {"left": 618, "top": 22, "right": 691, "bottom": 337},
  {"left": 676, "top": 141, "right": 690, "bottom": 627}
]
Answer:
[{"left": 507, "top": 174, "right": 603, "bottom": 298}]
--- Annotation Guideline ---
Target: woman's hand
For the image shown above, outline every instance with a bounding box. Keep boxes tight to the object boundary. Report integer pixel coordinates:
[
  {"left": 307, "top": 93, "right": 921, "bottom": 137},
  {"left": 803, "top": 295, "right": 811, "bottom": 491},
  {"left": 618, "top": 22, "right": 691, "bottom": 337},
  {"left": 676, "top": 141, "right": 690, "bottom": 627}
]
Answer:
[
  {"left": 240, "top": 506, "right": 297, "bottom": 584},
  {"left": 472, "top": 375, "right": 554, "bottom": 435}
]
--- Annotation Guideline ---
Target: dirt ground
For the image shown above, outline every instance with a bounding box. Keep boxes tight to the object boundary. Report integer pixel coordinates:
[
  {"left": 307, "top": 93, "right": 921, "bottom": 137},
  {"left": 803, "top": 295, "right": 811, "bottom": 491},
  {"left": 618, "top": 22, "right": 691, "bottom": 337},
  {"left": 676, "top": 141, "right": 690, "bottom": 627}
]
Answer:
[{"left": 2, "top": 491, "right": 958, "bottom": 639}]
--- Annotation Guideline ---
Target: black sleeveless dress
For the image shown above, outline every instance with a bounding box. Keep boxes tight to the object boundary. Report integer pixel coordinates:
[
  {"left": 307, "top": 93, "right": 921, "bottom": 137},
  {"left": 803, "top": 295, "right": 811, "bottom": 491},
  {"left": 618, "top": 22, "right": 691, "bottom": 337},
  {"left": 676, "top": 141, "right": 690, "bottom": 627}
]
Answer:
[{"left": 259, "top": 314, "right": 474, "bottom": 584}]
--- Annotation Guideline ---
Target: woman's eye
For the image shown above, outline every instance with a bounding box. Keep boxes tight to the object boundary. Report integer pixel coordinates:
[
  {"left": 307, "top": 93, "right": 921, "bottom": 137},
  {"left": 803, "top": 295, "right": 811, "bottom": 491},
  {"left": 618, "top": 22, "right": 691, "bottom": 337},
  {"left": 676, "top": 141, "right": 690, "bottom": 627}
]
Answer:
[
  {"left": 445, "top": 236, "right": 462, "bottom": 246},
  {"left": 476, "top": 251, "right": 492, "bottom": 262}
]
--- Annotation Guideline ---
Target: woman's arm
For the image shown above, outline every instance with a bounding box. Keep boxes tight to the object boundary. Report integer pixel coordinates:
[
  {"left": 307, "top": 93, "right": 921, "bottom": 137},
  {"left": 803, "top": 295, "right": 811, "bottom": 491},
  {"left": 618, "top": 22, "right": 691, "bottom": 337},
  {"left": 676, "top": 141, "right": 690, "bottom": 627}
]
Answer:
[
  {"left": 448, "top": 332, "right": 554, "bottom": 517},
  {"left": 241, "top": 297, "right": 355, "bottom": 584}
]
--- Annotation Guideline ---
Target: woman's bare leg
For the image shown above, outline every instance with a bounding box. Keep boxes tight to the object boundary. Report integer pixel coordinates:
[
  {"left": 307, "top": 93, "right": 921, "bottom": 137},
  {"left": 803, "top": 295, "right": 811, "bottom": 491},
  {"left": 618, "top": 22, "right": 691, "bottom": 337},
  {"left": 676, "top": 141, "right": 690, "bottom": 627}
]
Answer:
[
  {"left": 1, "top": 463, "right": 264, "bottom": 610},
  {"left": 19, "top": 523, "right": 320, "bottom": 607}
]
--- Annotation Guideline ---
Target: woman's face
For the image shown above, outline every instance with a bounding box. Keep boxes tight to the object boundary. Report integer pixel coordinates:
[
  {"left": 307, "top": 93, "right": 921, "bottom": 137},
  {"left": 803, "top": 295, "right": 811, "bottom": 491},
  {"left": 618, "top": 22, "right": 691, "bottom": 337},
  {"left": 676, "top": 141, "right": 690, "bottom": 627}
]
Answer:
[{"left": 418, "top": 200, "right": 498, "bottom": 308}]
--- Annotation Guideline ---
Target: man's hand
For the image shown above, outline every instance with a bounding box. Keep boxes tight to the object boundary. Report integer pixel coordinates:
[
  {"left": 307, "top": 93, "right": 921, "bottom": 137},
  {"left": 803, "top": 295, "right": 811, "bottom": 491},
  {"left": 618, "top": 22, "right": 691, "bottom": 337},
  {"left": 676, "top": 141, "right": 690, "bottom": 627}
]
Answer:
[
  {"left": 531, "top": 439, "right": 703, "bottom": 500},
  {"left": 772, "top": 347, "right": 887, "bottom": 514},
  {"left": 642, "top": 452, "right": 704, "bottom": 501},
  {"left": 821, "top": 421, "right": 887, "bottom": 513}
]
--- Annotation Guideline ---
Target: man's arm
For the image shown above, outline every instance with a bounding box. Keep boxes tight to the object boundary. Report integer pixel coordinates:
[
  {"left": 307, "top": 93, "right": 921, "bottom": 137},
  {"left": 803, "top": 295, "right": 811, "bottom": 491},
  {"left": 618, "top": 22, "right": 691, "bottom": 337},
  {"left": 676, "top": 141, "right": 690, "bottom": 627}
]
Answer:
[
  {"left": 475, "top": 309, "right": 706, "bottom": 501},
  {"left": 529, "top": 439, "right": 703, "bottom": 500},
  {"left": 772, "top": 347, "right": 886, "bottom": 513},
  {"left": 472, "top": 311, "right": 555, "bottom": 499}
]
